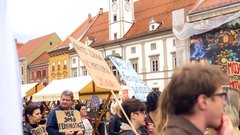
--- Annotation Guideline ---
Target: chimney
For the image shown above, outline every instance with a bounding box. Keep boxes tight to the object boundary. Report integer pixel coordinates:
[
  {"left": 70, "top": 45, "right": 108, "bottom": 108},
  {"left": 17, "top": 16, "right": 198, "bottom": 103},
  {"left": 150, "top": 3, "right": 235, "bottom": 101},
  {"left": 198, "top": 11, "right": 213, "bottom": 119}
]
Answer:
[
  {"left": 88, "top": 13, "right": 92, "bottom": 20},
  {"left": 99, "top": 8, "right": 103, "bottom": 14}
]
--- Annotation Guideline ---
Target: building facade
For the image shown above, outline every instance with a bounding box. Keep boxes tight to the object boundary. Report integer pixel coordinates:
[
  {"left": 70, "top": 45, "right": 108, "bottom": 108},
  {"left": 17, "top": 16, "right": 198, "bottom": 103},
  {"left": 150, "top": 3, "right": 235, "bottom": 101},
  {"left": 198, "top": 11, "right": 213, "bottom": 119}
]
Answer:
[
  {"left": 67, "top": 0, "right": 196, "bottom": 91},
  {"left": 17, "top": 33, "right": 62, "bottom": 84},
  {"left": 29, "top": 52, "right": 49, "bottom": 86}
]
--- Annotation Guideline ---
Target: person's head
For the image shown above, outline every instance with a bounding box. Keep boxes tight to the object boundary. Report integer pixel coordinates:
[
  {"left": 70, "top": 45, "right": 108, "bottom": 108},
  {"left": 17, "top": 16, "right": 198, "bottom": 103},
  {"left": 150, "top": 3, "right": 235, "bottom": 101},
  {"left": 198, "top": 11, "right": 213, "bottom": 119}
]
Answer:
[
  {"left": 157, "top": 63, "right": 229, "bottom": 133},
  {"left": 75, "top": 103, "right": 87, "bottom": 117},
  {"left": 111, "top": 100, "right": 122, "bottom": 116},
  {"left": 147, "top": 90, "right": 161, "bottom": 112},
  {"left": 60, "top": 90, "right": 74, "bottom": 110},
  {"left": 121, "top": 98, "right": 147, "bottom": 128},
  {"left": 24, "top": 103, "right": 42, "bottom": 124}
]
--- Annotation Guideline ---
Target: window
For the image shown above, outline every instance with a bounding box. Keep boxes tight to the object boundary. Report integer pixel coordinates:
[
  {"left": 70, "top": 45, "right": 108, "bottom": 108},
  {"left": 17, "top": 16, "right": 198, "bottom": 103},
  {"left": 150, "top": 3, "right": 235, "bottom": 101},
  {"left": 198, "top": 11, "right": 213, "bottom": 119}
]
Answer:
[
  {"left": 52, "top": 62, "right": 55, "bottom": 71},
  {"left": 151, "top": 25, "right": 155, "bottom": 30},
  {"left": 32, "top": 72, "right": 34, "bottom": 79},
  {"left": 150, "top": 56, "right": 159, "bottom": 72},
  {"left": 72, "top": 58, "right": 76, "bottom": 64},
  {"left": 131, "top": 47, "right": 136, "bottom": 54},
  {"left": 58, "top": 61, "right": 61, "bottom": 70},
  {"left": 171, "top": 52, "right": 177, "bottom": 69},
  {"left": 42, "top": 70, "right": 46, "bottom": 77},
  {"left": 113, "top": 15, "right": 117, "bottom": 22},
  {"left": 173, "top": 39, "right": 176, "bottom": 47},
  {"left": 72, "top": 68, "right": 77, "bottom": 77},
  {"left": 130, "top": 59, "right": 138, "bottom": 73},
  {"left": 63, "top": 60, "right": 67, "bottom": 69},
  {"left": 151, "top": 43, "right": 156, "bottom": 50},
  {"left": 37, "top": 71, "right": 41, "bottom": 77},
  {"left": 114, "top": 33, "right": 117, "bottom": 40},
  {"left": 49, "top": 42, "right": 52, "bottom": 45},
  {"left": 21, "top": 67, "right": 24, "bottom": 75},
  {"left": 82, "top": 67, "right": 87, "bottom": 76},
  {"left": 111, "top": 66, "right": 119, "bottom": 76}
]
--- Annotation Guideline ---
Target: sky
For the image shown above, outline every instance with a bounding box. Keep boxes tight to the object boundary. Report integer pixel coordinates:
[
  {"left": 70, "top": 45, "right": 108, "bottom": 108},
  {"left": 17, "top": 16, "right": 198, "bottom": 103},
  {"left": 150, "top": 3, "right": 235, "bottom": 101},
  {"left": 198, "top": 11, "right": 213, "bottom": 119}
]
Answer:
[{"left": 7, "top": 0, "right": 109, "bottom": 43}]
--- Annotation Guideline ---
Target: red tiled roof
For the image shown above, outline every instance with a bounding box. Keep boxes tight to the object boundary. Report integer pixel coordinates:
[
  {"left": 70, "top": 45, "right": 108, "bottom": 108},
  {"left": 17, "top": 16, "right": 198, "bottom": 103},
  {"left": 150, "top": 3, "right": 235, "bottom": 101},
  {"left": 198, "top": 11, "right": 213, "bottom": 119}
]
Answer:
[
  {"left": 30, "top": 52, "right": 49, "bottom": 65},
  {"left": 79, "top": 0, "right": 196, "bottom": 47},
  {"left": 18, "top": 33, "right": 56, "bottom": 58},
  {"left": 190, "top": 0, "right": 240, "bottom": 14},
  {"left": 80, "top": 12, "right": 109, "bottom": 46},
  {"left": 16, "top": 42, "right": 24, "bottom": 49},
  {"left": 50, "top": 15, "right": 96, "bottom": 52}
]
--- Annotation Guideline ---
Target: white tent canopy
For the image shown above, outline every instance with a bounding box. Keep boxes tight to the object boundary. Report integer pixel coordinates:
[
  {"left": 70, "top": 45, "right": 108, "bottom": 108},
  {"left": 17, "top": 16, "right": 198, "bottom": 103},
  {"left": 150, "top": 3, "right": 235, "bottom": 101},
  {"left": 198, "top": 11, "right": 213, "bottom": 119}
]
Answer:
[
  {"left": 21, "top": 83, "right": 44, "bottom": 98},
  {"left": 32, "top": 76, "right": 120, "bottom": 102}
]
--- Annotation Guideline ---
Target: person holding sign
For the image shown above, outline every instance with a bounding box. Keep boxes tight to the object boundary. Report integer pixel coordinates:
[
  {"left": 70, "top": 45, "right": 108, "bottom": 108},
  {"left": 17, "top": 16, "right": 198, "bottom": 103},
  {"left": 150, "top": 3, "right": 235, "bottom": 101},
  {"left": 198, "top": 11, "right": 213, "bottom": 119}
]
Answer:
[
  {"left": 23, "top": 103, "right": 44, "bottom": 135},
  {"left": 75, "top": 103, "right": 93, "bottom": 135},
  {"left": 156, "top": 63, "right": 233, "bottom": 135},
  {"left": 119, "top": 98, "right": 147, "bottom": 135},
  {"left": 46, "top": 90, "right": 83, "bottom": 135}
]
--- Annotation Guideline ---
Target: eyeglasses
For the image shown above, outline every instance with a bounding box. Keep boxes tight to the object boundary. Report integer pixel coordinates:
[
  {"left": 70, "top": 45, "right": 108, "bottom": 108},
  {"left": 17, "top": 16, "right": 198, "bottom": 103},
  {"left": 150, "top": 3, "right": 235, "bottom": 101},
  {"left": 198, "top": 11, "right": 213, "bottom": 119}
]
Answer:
[{"left": 211, "top": 92, "right": 227, "bottom": 100}]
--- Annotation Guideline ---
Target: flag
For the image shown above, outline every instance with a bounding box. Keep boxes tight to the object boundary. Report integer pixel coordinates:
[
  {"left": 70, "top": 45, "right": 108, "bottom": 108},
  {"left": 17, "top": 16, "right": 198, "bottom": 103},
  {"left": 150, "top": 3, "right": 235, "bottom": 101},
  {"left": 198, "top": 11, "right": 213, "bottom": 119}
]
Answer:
[{"left": 0, "top": 0, "right": 23, "bottom": 134}]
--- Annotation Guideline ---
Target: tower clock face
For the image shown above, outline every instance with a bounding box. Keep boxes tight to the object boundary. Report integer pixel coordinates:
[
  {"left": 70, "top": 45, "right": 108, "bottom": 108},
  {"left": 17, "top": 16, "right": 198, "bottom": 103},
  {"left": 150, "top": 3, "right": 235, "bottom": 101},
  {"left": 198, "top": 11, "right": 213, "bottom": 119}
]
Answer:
[
  {"left": 112, "top": 3, "right": 118, "bottom": 12},
  {"left": 125, "top": 2, "right": 130, "bottom": 12}
]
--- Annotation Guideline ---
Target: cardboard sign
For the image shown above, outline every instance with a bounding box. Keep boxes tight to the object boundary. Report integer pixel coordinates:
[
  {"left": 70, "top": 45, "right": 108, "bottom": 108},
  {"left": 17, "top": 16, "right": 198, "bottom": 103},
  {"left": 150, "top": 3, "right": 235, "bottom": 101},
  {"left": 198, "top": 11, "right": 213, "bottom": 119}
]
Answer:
[
  {"left": 30, "top": 126, "right": 48, "bottom": 135},
  {"left": 69, "top": 37, "right": 122, "bottom": 91},
  {"left": 109, "top": 56, "right": 150, "bottom": 101},
  {"left": 227, "top": 62, "right": 240, "bottom": 89},
  {"left": 56, "top": 110, "right": 84, "bottom": 133}
]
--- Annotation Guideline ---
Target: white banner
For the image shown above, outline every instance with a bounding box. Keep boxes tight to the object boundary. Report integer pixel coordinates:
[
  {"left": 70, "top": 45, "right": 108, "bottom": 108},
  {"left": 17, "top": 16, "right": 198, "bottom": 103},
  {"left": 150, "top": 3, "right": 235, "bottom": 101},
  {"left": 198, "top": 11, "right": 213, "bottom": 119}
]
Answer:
[
  {"left": 0, "top": 0, "right": 23, "bottom": 134},
  {"left": 109, "top": 56, "right": 150, "bottom": 101}
]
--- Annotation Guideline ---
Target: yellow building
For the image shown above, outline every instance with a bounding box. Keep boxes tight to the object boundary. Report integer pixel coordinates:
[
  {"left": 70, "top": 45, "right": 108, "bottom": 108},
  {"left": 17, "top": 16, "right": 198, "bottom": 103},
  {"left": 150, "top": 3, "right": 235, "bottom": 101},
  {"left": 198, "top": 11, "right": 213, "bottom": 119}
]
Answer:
[
  {"left": 48, "top": 44, "right": 70, "bottom": 82},
  {"left": 17, "top": 33, "right": 62, "bottom": 84}
]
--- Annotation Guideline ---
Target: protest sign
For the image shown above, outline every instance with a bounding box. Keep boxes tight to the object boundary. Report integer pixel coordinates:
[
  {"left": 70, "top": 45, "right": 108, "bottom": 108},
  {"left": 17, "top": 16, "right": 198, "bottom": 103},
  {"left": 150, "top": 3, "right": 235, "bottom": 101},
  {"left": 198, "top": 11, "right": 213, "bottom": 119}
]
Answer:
[
  {"left": 31, "top": 126, "right": 48, "bottom": 135},
  {"left": 109, "top": 56, "right": 150, "bottom": 101},
  {"left": 227, "top": 61, "right": 240, "bottom": 89},
  {"left": 69, "top": 37, "right": 121, "bottom": 91},
  {"left": 56, "top": 110, "right": 84, "bottom": 132}
]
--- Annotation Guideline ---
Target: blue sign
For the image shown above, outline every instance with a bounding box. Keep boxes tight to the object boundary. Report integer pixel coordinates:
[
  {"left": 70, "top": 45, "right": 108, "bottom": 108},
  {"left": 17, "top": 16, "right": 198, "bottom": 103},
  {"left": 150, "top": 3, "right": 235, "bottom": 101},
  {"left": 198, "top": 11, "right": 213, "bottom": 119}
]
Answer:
[{"left": 109, "top": 56, "right": 150, "bottom": 101}]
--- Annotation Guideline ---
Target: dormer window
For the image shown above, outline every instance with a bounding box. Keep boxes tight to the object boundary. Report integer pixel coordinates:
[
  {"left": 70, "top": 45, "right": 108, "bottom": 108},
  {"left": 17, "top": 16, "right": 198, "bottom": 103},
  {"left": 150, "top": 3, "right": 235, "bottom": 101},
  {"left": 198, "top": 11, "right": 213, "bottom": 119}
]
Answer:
[
  {"left": 85, "top": 37, "right": 94, "bottom": 45},
  {"left": 149, "top": 17, "right": 161, "bottom": 31}
]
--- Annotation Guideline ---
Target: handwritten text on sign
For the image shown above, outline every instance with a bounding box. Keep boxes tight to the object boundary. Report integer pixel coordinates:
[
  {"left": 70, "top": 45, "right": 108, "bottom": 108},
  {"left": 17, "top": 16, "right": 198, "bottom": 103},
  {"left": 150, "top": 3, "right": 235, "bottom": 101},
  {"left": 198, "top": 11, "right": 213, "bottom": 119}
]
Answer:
[
  {"left": 69, "top": 37, "right": 121, "bottom": 91},
  {"left": 31, "top": 126, "right": 48, "bottom": 135},
  {"left": 109, "top": 56, "right": 150, "bottom": 101},
  {"left": 227, "top": 62, "right": 240, "bottom": 89},
  {"left": 56, "top": 110, "right": 84, "bottom": 133}
]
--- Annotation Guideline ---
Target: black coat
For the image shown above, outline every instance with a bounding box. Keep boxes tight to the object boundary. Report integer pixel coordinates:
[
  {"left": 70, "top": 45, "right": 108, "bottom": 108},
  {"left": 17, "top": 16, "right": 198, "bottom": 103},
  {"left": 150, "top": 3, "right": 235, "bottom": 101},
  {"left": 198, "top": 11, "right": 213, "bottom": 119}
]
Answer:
[
  {"left": 109, "top": 114, "right": 122, "bottom": 135},
  {"left": 23, "top": 123, "right": 38, "bottom": 135}
]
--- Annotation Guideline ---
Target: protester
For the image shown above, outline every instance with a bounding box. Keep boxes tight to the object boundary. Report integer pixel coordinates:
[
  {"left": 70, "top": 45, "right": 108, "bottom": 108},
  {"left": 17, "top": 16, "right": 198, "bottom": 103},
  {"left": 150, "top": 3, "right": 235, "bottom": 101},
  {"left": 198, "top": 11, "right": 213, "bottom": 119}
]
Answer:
[
  {"left": 156, "top": 63, "right": 233, "bottom": 135},
  {"left": 46, "top": 90, "right": 83, "bottom": 135},
  {"left": 140, "top": 90, "right": 160, "bottom": 135},
  {"left": 119, "top": 98, "right": 147, "bottom": 135},
  {"left": 23, "top": 103, "right": 42, "bottom": 135},
  {"left": 75, "top": 103, "right": 93, "bottom": 135},
  {"left": 109, "top": 100, "right": 122, "bottom": 135}
]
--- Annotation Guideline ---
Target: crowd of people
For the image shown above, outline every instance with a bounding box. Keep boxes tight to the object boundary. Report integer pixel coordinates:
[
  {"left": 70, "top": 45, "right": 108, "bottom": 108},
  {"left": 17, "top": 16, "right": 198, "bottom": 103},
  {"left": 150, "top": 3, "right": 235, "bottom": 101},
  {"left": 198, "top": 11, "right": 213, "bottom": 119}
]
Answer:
[{"left": 22, "top": 63, "right": 240, "bottom": 135}]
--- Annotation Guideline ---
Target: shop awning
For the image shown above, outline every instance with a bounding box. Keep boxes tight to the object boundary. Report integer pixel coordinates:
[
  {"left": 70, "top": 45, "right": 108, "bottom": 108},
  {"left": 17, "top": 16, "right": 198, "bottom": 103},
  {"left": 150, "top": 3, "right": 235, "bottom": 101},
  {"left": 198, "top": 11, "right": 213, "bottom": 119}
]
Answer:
[
  {"left": 32, "top": 76, "right": 120, "bottom": 102},
  {"left": 21, "top": 83, "right": 45, "bottom": 98}
]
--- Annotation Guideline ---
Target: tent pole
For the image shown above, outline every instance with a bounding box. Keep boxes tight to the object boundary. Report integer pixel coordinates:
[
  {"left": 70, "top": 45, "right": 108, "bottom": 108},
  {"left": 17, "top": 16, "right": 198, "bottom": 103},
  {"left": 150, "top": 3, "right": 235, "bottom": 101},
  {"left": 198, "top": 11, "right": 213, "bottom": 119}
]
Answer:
[{"left": 92, "top": 82, "right": 100, "bottom": 135}]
